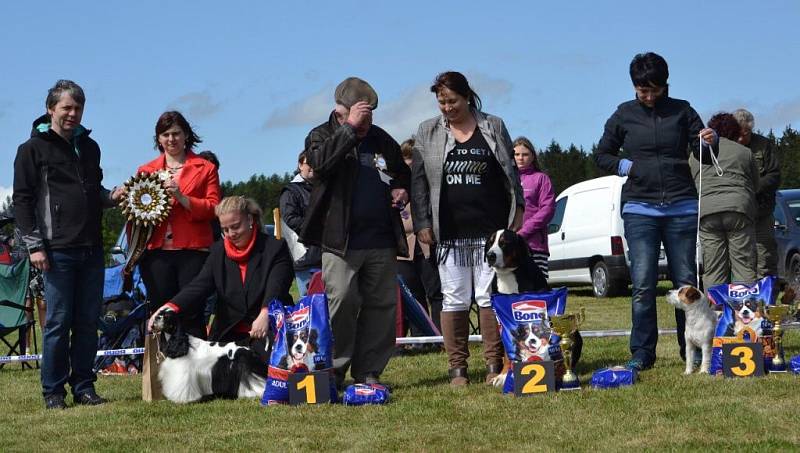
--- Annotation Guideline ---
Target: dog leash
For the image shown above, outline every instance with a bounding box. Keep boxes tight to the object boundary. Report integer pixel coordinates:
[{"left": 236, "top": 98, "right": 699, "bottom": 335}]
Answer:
[{"left": 152, "top": 331, "right": 165, "bottom": 364}]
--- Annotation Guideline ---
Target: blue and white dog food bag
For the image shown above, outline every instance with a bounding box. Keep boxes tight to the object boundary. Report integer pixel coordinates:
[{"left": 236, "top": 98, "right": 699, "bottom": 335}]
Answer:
[
  {"left": 491, "top": 287, "right": 568, "bottom": 394},
  {"left": 789, "top": 355, "right": 800, "bottom": 375},
  {"left": 707, "top": 276, "right": 778, "bottom": 375},
  {"left": 342, "top": 384, "right": 390, "bottom": 406},
  {"left": 261, "top": 293, "right": 338, "bottom": 405},
  {"left": 591, "top": 366, "right": 637, "bottom": 389}
]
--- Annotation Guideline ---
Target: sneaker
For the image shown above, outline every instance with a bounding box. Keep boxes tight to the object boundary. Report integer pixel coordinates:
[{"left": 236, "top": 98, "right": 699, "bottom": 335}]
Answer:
[
  {"left": 74, "top": 392, "right": 107, "bottom": 406},
  {"left": 625, "top": 358, "right": 652, "bottom": 372},
  {"left": 44, "top": 394, "right": 67, "bottom": 410}
]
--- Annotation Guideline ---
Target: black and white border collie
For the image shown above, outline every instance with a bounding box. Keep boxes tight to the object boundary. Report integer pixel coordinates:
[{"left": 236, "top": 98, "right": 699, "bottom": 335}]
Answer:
[
  {"left": 152, "top": 310, "right": 267, "bottom": 403},
  {"left": 485, "top": 229, "right": 549, "bottom": 294}
]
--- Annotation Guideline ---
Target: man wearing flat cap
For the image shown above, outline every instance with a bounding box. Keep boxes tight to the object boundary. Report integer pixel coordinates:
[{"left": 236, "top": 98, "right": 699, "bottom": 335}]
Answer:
[{"left": 300, "top": 77, "right": 410, "bottom": 387}]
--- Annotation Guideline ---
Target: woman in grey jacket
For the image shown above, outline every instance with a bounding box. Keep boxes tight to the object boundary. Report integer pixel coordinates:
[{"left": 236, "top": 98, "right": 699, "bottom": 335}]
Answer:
[
  {"left": 411, "top": 71, "right": 524, "bottom": 386},
  {"left": 690, "top": 113, "right": 759, "bottom": 289}
]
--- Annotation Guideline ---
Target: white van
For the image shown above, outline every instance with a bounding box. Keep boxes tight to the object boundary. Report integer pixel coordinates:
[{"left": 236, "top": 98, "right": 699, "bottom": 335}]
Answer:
[{"left": 546, "top": 175, "right": 667, "bottom": 297}]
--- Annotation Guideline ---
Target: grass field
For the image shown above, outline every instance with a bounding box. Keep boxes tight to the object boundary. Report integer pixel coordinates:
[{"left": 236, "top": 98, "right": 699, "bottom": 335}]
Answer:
[{"left": 2, "top": 283, "right": 800, "bottom": 452}]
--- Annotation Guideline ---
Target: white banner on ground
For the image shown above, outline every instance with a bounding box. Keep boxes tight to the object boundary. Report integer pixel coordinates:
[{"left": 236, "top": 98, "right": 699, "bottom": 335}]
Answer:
[
  {"left": 0, "top": 347, "right": 145, "bottom": 364},
  {"left": 4, "top": 323, "right": 798, "bottom": 361}
]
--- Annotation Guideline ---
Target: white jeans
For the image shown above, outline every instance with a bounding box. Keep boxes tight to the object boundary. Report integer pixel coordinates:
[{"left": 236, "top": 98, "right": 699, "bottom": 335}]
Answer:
[{"left": 438, "top": 253, "right": 494, "bottom": 312}]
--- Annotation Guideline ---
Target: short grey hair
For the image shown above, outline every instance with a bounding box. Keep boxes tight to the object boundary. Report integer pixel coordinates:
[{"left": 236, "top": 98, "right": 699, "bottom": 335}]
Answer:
[
  {"left": 45, "top": 80, "right": 85, "bottom": 109},
  {"left": 732, "top": 108, "right": 755, "bottom": 130}
]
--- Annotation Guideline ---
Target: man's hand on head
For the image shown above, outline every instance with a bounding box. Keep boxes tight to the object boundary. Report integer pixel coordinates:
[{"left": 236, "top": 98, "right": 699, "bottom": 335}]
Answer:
[{"left": 346, "top": 101, "right": 373, "bottom": 138}]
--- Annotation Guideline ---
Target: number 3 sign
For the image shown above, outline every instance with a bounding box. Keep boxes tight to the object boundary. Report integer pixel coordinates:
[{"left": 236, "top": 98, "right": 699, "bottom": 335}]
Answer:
[
  {"left": 722, "top": 342, "right": 765, "bottom": 378},
  {"left": 513, "top": 361, "right": 556, "bottom": 396}
]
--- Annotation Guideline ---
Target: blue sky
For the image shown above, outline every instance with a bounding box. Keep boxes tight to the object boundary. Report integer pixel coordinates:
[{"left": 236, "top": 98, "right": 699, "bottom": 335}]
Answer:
[{"left": 2, "top": 0, "right": 798, "bottom": 200}]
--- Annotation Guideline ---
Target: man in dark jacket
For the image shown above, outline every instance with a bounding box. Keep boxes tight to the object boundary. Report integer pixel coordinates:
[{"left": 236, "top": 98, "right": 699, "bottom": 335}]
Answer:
[
  {"left": 279, "top": 150, "right": 321, "bottom": 296},
  {"left": 13, "top": 80, "right": 122, "bottom": 409},
  {"left": 300, "top": 77, "right": 410, "bottom": 386},
  {"left": 733, "top": 109, "right": 780, "bottom": 278}
]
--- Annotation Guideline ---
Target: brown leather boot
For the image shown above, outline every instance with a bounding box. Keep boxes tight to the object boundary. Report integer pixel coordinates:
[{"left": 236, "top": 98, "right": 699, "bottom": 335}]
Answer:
[
  {"left": 480, "top": 307, "right": 505, "bottom": 384},
  {"left": 440, "top": 311, "right": 470, "bottom": 386}
]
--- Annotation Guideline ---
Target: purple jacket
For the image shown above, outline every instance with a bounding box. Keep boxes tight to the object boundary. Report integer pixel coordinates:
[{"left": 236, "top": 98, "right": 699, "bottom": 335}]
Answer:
[{"left": 517, "top": 167, "right": 555, "bottom": 253}]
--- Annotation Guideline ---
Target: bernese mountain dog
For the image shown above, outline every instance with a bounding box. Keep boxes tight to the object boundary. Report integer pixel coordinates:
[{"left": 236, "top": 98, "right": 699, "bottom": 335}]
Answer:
[
  {"left": 484, "top": 229, "right": 582, "bottom": 387},
  {"left": 484, "top": 228, "right": 549, "bottom": 293}
]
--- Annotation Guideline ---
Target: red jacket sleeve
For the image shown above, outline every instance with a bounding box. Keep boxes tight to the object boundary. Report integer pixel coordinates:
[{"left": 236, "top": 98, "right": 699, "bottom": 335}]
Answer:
[{"left": 186, "top": 166, "right": 220, "bottom": 221}]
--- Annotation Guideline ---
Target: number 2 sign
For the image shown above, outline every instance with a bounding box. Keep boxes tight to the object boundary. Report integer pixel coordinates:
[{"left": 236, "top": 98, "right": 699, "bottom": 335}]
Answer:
[{"left": 513, "top": 361, "right": 556, "bottom": 396}]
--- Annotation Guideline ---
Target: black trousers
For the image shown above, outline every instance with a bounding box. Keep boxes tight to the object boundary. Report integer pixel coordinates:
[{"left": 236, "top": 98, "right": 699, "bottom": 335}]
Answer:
[{"left": 140, "top": 249, "right": 209, "bottom": 339}]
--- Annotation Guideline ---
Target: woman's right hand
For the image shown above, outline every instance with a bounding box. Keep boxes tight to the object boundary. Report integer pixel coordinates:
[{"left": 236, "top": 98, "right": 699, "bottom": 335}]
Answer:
[
  {"left": 417, "top": 228, "right": 436, "bottom": 245},
  {"left": 147, "top": 305, "right": 171, "bottom": 333}
]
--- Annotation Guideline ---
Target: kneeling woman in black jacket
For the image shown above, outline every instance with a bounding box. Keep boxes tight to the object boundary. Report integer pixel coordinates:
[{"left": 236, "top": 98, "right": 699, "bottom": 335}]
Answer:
[{"left": 148, "top": 196, "right": 294, "bottom": 361}]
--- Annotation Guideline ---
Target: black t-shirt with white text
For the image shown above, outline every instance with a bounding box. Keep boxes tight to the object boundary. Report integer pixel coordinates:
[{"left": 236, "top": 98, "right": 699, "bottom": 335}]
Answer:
[{"left": 439, "top": 126, "right": 509, "bottom": 240}]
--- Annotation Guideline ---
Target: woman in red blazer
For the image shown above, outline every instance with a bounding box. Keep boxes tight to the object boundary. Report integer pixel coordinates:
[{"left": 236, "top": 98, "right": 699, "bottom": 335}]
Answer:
[{"left": 137, "top": 111, "right": 220, "bottom": 338}]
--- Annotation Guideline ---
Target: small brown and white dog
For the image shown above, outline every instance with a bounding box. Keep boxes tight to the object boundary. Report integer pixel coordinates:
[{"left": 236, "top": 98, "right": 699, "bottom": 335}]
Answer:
[{"left": 666, "top": 285, "right": 717, "bottom": 374}]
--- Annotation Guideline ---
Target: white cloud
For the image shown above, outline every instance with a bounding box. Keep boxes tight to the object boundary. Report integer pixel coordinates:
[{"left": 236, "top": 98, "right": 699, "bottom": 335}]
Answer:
[
  {"left": 378, "top": 73, "right": 514, "bottom": 141},
  {"left": 468, "top": 73, "right": 513, "bottom": 104},
  {"left": 709, "top": 97, "right": 800, "bottom": 133},
  {"left": 375, "top": 84, "right": 437, "bottom": 141},
  {"left": 263, "top": 72, "right": 514, "bottom": 142},
  {"left": 0, "top": 186, "right": 12, "bottom": 205},
  {"left": 168, "top": 91, "right": 223, "bottom": 119},
  {"left": 263, "top": 86, "right": 333, "bottom": 129},
  {"left": 758, "top": 98, "right": 800, "bottom": 132}
]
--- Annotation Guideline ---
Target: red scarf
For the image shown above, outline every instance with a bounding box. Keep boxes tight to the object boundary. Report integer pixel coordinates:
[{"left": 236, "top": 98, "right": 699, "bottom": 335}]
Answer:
[
  {"left": 223, "top": 222, "right": 258, "bottom": 262},
  {"left": 224, "top": 222, "right": 258, "bottom": 284}
]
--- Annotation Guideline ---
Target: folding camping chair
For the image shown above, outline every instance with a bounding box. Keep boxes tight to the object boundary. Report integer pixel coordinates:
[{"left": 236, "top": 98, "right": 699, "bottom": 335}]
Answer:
[
  {"left": 0, "top": 258, "right": 39, "bottom": 370},
  {"left": 94, "top": 262, "right": 148, "bottom": 374}
]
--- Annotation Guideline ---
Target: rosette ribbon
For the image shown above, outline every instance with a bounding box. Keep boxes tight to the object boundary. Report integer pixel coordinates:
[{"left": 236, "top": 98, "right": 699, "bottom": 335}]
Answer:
[{"left": 118, "top": 171, "right": 173, "bottom": 286}]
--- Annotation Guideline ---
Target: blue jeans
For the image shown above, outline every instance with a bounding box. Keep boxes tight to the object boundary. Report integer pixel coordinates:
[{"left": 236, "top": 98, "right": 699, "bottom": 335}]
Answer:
[
  {"left": 41, "top": 246, "right": 104, "bottom": 398},
  {"left": 624, "top": 214, "right": 694, "bottom": 365},
  {"left": 295, "top": 268, "right": 319, "bottom": 298}
]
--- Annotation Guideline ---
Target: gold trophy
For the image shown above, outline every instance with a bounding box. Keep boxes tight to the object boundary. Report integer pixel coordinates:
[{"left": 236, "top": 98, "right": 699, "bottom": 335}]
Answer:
[
  {"left": 761, "top": 302, "right": 797, "bottom": 372},
  {"left": 550, "top": 307, "right": 585, "bottom": 390}
]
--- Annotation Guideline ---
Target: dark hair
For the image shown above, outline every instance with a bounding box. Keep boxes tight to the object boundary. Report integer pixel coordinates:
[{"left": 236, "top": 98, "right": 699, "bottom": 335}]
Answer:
[
  {"left": 197, "top": 150, "right": 220, "bottom": 169},
  {"left": 708, "top": 113, "right": 742, "bottom": 141},
  {"left": 297, "top": 150, "right": 307, "bottom": 165},
  {"left": 430, "top": 71, "right": 482, "bottom": 111},
  {"left": 512, "top": 136, "right": 540, "bottom": 171},
  {"left": 400, "top": 139, "right": 414, "bottom": 160},
  {"left": 153, "top": 111, "right": 202, "bottom": 153},
  {"left": 630, "top": 52, "right": 669, "bottom": 88},
  {"left": 46, "top": 80, "right": 85, "bottom": 109}
]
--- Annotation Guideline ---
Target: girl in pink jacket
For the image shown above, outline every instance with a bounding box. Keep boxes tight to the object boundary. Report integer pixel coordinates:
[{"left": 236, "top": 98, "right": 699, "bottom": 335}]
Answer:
[{"left": 513, "top": 137, "right": 555, "bottom": 277}]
